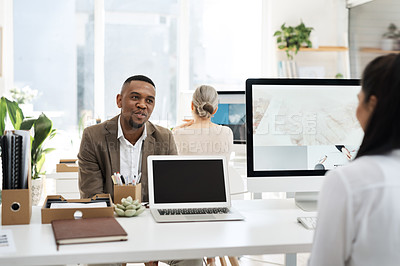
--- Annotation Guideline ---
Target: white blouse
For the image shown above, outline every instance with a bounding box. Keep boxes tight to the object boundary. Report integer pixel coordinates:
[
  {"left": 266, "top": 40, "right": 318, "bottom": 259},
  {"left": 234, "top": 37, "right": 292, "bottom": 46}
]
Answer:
[
  {"left": 309, "top": 150, "right": 400, "bottom": 266},
  {"left": 173, "top": 125, "right": 233, "bottom": 162}
]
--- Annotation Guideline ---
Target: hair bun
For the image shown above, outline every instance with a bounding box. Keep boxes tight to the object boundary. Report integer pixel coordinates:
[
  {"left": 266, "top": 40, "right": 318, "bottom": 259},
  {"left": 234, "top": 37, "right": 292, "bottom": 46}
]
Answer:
[
  {"left": 203, "top": 103, "right": 214, "bottom": 114},
  {"left": 192, "top": 85, "right": 218, "bottom": 118},
  {"left": 196, "top": 102, "right": 208, "bottom": 117}
]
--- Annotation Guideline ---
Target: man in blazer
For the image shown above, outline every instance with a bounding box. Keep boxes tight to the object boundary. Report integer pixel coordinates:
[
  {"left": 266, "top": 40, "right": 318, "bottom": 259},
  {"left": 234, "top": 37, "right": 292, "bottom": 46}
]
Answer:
[
  {"left": 78, "top": 75, "right": 200, "bottom": 266},
  {"left": 78, "top": 75, "right": 177, "bottom": 203}
]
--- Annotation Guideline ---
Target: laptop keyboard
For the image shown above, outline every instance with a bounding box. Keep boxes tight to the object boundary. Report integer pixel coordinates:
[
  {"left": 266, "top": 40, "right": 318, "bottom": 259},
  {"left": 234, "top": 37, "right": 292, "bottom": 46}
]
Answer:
[{"left": 158, "top": 207, "right": 230, "bottom": 215}]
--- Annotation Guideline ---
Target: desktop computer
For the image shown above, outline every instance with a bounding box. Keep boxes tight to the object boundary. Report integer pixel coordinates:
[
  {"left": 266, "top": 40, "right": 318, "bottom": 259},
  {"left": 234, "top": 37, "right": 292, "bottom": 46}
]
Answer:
[
  {"left": 211, "top": 91, "right": 246, "bottom": 158},
  {"left": 246, "top": 78, "right": 363, "bottom": 211}
]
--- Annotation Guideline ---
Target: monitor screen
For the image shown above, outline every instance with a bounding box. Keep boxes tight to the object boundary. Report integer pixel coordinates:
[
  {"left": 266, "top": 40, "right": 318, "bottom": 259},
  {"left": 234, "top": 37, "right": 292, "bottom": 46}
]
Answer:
[
  {"left": 211, "top": 91, "right": 246, "bottom": 144},
  {"left": 246, "top": 79, "right": 364, "bottom": 177}
]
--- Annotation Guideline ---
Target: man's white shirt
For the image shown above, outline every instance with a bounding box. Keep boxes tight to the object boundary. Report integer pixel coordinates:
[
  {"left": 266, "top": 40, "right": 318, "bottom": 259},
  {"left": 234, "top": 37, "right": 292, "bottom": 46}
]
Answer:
[{"left": 117, "top": 116, "right": 147, "bottom": 183}]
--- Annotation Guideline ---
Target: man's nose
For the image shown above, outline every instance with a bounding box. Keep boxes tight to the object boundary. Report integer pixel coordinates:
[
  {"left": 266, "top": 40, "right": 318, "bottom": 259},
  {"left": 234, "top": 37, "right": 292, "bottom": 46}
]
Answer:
[{"left": 137, "top": 99, "right": 147, "bottom": 109}]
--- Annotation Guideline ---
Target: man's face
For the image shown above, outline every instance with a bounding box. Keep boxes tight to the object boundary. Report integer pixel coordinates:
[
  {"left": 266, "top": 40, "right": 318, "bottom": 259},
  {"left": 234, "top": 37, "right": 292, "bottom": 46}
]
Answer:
[{"left": 116, "top": 80, "right": 156, "bottom": 129}]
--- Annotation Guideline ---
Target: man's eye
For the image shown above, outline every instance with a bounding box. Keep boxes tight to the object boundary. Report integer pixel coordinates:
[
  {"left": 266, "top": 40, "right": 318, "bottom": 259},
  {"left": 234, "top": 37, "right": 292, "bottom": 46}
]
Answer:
[
  {"left": 131, "top": 95, "right": 139, "bottom": 100},
  {"left": 147, "top": 99, "right": 154, "bottom": 104}
]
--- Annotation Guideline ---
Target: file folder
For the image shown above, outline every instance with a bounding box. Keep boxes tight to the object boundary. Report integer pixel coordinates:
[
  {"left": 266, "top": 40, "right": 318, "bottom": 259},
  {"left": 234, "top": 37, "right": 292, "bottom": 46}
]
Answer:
[{"left": 1, "top": 130, "right": 32, "bottom": 225}]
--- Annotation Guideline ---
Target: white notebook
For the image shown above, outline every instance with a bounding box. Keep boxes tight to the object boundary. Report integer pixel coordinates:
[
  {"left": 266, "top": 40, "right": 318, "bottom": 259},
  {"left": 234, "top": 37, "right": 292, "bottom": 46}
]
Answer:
[{"left": 147, "top": 155, "right": 244, "bottom": 223}]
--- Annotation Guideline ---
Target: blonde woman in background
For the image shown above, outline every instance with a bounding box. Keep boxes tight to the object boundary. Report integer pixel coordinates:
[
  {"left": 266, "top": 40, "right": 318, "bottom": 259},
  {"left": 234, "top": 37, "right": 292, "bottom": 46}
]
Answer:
[
  {"left": 173, "top": 85, "right": 235, "bottom": 266},
  {"left": 173, "top": 85, "right": 233, "bottom": 163}
]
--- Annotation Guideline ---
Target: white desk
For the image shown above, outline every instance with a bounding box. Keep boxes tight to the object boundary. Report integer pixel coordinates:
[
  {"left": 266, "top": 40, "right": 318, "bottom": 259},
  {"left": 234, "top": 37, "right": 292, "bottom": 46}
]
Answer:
[{"left": 0, "top": 199, "right": 315, "bottom": 266}]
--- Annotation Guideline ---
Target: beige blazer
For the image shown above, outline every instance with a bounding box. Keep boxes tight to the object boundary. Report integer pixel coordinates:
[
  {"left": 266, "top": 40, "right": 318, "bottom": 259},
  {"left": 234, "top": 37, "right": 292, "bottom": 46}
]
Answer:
[{"left": 78, "top": 115, "right": 177, "bottom": 202}]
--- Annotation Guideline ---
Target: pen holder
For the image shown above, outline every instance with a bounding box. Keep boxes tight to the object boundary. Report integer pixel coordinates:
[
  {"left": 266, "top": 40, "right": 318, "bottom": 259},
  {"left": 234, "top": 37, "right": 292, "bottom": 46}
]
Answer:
[{"left": 113, "top": 183, "right": 142, "bottom": 204}]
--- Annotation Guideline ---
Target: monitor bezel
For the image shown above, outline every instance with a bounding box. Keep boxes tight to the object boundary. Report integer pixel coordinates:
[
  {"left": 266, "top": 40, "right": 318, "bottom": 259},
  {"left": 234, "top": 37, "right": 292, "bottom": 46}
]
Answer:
[
  {"left": 216, "top": 90, "right": 246, "bottom": 145},
  {"left": 246, "top": 78, "right": 361, "bottom": 178}
]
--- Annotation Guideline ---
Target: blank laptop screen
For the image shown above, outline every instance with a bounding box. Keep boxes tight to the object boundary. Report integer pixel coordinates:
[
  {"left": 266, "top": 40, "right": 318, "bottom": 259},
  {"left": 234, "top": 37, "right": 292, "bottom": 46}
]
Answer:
[{"left": 152, "top": 159, "right": 227, "bottom": 204}]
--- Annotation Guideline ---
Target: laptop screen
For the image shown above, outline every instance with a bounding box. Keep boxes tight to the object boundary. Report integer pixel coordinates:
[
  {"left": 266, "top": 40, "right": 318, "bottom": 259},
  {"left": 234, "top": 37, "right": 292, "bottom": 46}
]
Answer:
[{"left": 152, "top": 159, "right": 227, "bottom": 204}]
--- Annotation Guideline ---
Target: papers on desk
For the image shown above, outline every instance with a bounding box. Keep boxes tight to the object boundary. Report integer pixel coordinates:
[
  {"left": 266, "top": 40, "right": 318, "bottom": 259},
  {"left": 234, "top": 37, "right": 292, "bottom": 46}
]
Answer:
[
  {"left": 0, "top": 230, "right": 16, "bottom": 253},
  {"left": 50, "top": 202, "right": 108, "bottom": 209}
]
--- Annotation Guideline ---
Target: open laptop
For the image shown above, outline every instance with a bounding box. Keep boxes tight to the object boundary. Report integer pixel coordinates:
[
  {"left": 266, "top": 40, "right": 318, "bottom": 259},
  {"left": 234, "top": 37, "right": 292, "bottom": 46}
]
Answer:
[{"left": 147, "top": 155, "right": 245, "bottom": 223}]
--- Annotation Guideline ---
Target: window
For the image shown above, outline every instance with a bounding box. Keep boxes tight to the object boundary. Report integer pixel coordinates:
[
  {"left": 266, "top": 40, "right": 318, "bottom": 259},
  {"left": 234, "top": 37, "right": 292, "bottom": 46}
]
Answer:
[
  {"left": 188, "top": 0, "right": 262, "bottom": 91},
  {"left": 13, "top": 0, "right": 264, "bottom": 173}
]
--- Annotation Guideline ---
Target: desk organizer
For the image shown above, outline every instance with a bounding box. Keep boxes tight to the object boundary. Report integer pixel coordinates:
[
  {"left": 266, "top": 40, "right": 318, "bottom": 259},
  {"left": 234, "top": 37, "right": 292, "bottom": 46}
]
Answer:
[
  {"left": 1, "top": 130, "right": 32, "bottom": 225},
  {"left": 41, "top": 194, "right": 114, "bottom": 224},
  {"left": 1, "top": 186, "right": 32, "bottom": 225},
  {"left": 114, "top": 183, "right": 141, "bottom": 204}
]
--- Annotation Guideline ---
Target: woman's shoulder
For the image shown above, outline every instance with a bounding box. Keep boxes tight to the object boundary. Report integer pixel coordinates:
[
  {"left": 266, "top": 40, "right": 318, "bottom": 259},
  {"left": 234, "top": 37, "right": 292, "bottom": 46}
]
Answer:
[
  {"left": 325, "top": 154, "right": 391, "bottom": 190},
  {"left": 212, "top": 124, "right": 233, "bottom": 132}
]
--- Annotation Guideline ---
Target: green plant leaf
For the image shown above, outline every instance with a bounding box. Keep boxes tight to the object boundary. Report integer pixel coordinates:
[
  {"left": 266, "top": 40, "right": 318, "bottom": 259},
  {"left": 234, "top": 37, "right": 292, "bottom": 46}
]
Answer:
[
  {"left": 0, "top": 97, "right": 6, "bottom": 135},
  {"left": 24, "top": 112, "right": 56, "bottom": 180},
  {"left": 43, "top": 148, "right": 56, "bottom": 154},
  {"left": 274, "top": 20, "right": 313, "bottom": 60},
  {"left": 32, "top": 113, "right": 53, "bottom": 154},
  {"left": 20, "top": 118, "right": 36, "bottom": 130},
  {"left": 36, "top": 152, "right": 45, "bottom": 171},
  {"left": 5, "top": 98, "right": 24, "bottom": 130},
  {"left": 49, "top": 129, "right": 57, "bottom": 140}
]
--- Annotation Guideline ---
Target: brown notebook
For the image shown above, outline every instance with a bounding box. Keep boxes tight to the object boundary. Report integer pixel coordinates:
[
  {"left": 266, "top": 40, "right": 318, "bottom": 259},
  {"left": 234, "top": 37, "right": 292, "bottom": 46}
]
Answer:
[{"left": 51, "top": 217, "right": 128, "bottom": 249}]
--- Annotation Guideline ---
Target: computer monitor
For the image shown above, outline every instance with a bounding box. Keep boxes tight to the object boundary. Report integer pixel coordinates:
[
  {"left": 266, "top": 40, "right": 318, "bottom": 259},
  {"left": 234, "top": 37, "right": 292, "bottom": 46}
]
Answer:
[
  {"left": 211, "top": 91, "right": 246, "bottom": 145},
  {"left": 246, "top": 78, "right": 363, "bottom": 210}
]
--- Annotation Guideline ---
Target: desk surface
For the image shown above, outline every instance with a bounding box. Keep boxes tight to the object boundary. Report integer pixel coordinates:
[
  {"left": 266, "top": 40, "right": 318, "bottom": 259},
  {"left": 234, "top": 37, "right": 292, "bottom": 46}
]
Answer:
[{"left": 0, "top": 199, "right": 315, "bottom": 265}]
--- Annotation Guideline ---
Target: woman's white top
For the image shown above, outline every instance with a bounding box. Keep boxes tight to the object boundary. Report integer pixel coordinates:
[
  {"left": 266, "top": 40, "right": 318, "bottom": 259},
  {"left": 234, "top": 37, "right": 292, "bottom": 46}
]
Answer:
[
  {"left": 309, "top": 150, "right": 400, "bottom": 266},
  {"left": 173, "top": 125, "right": 233, "bottom": 162}
]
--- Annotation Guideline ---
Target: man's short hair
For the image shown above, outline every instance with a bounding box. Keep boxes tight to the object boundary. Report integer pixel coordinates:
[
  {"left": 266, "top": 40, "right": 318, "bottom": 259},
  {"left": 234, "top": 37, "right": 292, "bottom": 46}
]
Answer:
[{"left": 123, "top": 75, "right": 156, "bottom": 89}]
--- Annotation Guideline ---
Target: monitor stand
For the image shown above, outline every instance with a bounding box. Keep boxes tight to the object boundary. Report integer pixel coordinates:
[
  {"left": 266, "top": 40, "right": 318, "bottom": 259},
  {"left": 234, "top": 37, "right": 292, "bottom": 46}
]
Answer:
[{"left": 295, "top": 192, "right": 319, "bottom": 212}]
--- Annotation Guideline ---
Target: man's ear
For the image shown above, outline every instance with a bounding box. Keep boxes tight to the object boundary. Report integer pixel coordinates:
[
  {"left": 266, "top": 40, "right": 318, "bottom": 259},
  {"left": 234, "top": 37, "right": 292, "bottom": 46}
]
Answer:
[{"left": 116, "top": 94, "right": 122, "bottom": 108}]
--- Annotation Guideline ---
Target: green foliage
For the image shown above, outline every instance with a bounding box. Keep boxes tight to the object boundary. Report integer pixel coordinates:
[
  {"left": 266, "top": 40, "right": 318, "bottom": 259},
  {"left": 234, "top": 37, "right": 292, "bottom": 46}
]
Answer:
[
  {"left": 383, "top": 23, "right": 399, "bottom": 39},
  {"left": 335, "top": 73, "right": 344, "bottom": 79},
  {"left": 273, "top": 21, "right": 313, "bottom": 60},
  {"left": 0, "top": 97, "right": 24, "bottom": 134},
  {"left": 1, "top": 97, "right": 56, "bottom": 179},
  {"left": 20, "top": 113, "right": 56, "bottom": 180}
]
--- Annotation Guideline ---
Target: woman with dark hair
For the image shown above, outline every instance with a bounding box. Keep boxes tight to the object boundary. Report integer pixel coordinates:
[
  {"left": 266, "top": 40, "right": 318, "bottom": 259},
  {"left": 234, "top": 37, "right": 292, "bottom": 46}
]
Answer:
[{"left": 309, "top": 54, "right": 400, "bottom": 266}]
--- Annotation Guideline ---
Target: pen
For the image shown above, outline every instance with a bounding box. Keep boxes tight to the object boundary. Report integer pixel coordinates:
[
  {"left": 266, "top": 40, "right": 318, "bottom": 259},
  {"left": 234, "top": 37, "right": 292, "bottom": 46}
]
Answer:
[
  {"left": 111, "top": 175, "right": 116, "bottom": 185},
  {"left": 136, "top": 173, "right": 142, "bottom": 184},
  {"left": 120, "top": 175, "right": 126, "bottom": 185},
  {"left": 116, "top": 172, "right": 122, "bottom": 185}
]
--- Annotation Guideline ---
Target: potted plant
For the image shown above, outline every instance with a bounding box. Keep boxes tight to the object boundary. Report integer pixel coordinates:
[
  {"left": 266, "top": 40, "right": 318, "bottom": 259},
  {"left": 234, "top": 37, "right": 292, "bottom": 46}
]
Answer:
[
  {"left": 274, "top": 21, "right": 314, "bottom": 60},
  {"left": 381, "top": 23, "right": 399, "bottom": 51},
  {"left": 1, "top": 96, "right": 56, "bottom": 205}
]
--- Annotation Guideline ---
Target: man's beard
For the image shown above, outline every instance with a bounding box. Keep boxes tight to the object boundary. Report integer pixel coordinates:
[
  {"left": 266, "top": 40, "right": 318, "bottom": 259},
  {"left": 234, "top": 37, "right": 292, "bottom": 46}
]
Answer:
[{"left": 128, "top": 117, "right": 144, "bottom": 129}]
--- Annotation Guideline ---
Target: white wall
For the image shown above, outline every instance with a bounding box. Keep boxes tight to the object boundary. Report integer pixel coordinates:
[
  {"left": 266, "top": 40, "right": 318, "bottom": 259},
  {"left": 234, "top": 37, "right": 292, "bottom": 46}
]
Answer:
[
  {"left": 349, "top": 0, "right": 400, "bottom": 77},
  {"left": 0, "top": 0, "right": 13, "bottom": 97}
]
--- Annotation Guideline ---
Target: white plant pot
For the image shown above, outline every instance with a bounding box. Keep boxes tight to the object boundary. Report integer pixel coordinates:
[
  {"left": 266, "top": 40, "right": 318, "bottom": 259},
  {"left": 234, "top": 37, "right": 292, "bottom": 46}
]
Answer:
[
  {"left": 381, "top": 38, "right": 395, "bottom": 51},
  {"left": 31, "top": 176, "right": 45, "bottom": 206}
]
